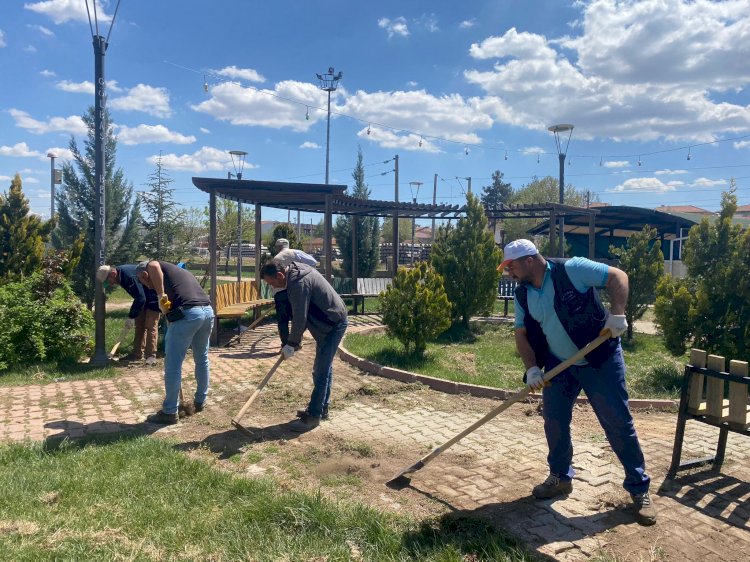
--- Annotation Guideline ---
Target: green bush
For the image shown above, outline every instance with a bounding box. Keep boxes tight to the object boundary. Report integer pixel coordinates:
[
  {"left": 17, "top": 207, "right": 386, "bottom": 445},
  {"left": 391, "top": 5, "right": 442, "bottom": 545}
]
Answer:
[
  {"left": 0, "top": 273, "right": 93, "bottom": 370},
  {"left": 653, "top": 275, "right": 694, "bottom": 355},
  {"left": 380, "top": 262, "right": 451, "bottom": 355}
]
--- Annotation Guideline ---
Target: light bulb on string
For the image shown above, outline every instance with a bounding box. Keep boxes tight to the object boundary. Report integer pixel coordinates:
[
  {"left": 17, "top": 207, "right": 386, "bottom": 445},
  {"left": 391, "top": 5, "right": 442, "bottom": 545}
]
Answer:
[
  {"left": 366, "top": 123, "right": 371, "bottom": 135},
  {"left": 599, "top": 156, "right": 603, "bottom": 167},
  {"left": 687, "top": 147, "right": 692, "bottom": 161},
  {"left": 305, "top": 106, "right": 309, "bottom": 121},
  {"left": 418, "top": 136, "right": 423, "bottom": 148},
  {"left": 203, "top": 75, "right": 208, "bottom": 93},
  {"left": 504, "top": 150, "right": 508, "bottom": 161},
  {"left": 637, "top": 156, "right": 642, "bottom": 166},
  {"left": 537, "top": 153, "right": 540, "bottom": 164},
  {"left": 464, "top": 146, "right": 469, "bottom": 155}
]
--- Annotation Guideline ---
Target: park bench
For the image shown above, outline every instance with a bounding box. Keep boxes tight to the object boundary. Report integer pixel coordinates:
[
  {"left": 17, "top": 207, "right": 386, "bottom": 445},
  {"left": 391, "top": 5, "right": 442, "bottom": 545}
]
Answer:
[
  {"left": 667, "top": 349, "right": 750, "bottom": 478},
  {"left": 213, "top": 280, "right": 274, "bottom": 339},
  {"left": 331, "top": 277, "right": 392, "bottom": 314},
  {"left": 498, "top": 278, "right": 518, "bottom": 317}
]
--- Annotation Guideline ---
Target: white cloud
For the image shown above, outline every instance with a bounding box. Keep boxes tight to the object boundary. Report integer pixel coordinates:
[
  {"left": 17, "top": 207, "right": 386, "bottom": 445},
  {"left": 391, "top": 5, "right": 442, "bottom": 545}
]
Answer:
[
  {"left": 611, "top": 177, "right": 680, "bottom": 193},
  {"left": 44, "top": 146, "right": 74, "bottom": 161},
  {"left": 406, "top": 80, "right": 418, "bottom": 88},
  {"left": 25, "top": 0, "right": 111, "bottom": 25},
  {"left": 655, "top": 168, "right": 689, "bottom": 175},
  {"left": 602, "top": 160, "right": 630, "bottom": 168},
  {"left": 9, "top": 109, "right": 87, "bottom": 135},
  {"left": 735, "top": 140, "right": 750, "bottom": 149},
  {"left": 0, "top": 142, "right": 42, "bottom": 158},
  {"left": 692, "top": 177, "right": 727, "bottom": 187},
  {"left": 199, "top": 127, "right": 210, "bottom": 134},
  {"left": 24, "top": 45, "right": 37, "bottom": 53},
  {"left": 378, "top": 17, "right": 409, "bottom": 38},
  {"left": 342, "top": 89, "right": 489, "bottom": 148},
  {"left": 191, "top": 80, "right": 327, "bottom": 132},
  {"left": 418, "top": 14, "right": 439, "bottom": 33},
  {"left": 55, "top": 80, "right": 94, "bottom": 94},
  {"left": 39, "top": 69, "right": 56, "bottom": 77},
  {"left": 23, "top": 176, "right": 40, "bottom": 184},
  {"left": 151, "top": 146, "right": 258, "bottom": 173},
  {"left": 459, "top": 19, "right": 476, "bottom": 30},
  {"left": 0, "top": 175, "right": 12, "bottom": 181},
  {"left": 0, "top": 29, "right": 6, "bottom": 48},
  {"left": 109, "top": 84, "right": 171, "bottom": 117},
  {"left": 214, "top": 66, "right": 265, "bottom": 83},
  {"left": 300, "top": 141, "right": 320, "bottom": 149},
  {"left": 464, "top": 1, "right": 750, "bottom": 142},
  {"left": 116, "top": 124, "right": 196, "bottom": 146},
  {"left": 357, "top": 126, "right": 440, "bottom": 153},
  {"left": 521, "top": 146, "right": 544, "bottom": 155},
  {"left": 27, "top": 24, "right": 54, "bottom": 37}
]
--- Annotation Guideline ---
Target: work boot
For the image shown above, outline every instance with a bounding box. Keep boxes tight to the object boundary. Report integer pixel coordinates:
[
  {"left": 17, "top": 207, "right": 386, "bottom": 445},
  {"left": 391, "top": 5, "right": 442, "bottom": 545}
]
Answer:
[
  {"left": 145, "top": 355, "right": 157, "bottom": 366},
  {"left": 194, "top": 401, "right": 205, "bottom": 413},
  {"left": 296, "top": 407, "right": 329, "bottom": 420},
  {"left": 289, "top": 412, "right": 320, "bottom": 433},
  {"left": 631, "top": 491, "right": 657, "bottom": 526},
  {"left": 146, "top": 410, "right": 179, "bottom": 425},
  {"left": 532, "top": 474, "right": 573, "bottom": 499}
]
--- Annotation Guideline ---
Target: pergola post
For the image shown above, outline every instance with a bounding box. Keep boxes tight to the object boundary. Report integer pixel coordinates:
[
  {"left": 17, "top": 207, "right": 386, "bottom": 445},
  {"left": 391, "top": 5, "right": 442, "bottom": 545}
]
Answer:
[
  {"left": 209, "top": 189, "right": 218, "bottom": 345},
  {"left": 549, "top": 206, "right": 557, "bottom": 257},
  {"left": 351, "top": 215, "right": 358, "bottom": 288},
  {"left": 255, "top": 204, "right": 261, "bottom": 293},
  {"left": 324, "top": 194, "right": 333, "bottom": 283},
  {"left": 588, "top": 213, "right": 596, "bottom": 259}
]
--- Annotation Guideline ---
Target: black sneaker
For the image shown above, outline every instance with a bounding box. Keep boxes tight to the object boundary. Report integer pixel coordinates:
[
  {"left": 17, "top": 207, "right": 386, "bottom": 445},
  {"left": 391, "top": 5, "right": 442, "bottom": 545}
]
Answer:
[
  {"left": 289, "top": 412, "right": 321, "bottom": 433},
  {"left": 146, "top": 410, "right": 179, "bottom": 425},
  {"left": 194, "top": 401, "right": 205, "bottom": 413},
  {"left": 631, "top": 491, "right": 657, "bottom": 526},
  {"left": 296, "top": 407, "right": 329, "bottom": 420},
  {"left": 532, "top": 474, "right": 573, "bottom": 499}
]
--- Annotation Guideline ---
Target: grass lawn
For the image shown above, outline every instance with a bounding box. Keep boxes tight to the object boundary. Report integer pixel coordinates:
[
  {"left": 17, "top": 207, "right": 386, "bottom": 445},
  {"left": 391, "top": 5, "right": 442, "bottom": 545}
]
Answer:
[
  {"left": 0, "top": 435, "right": 532, "bottom": 562},
  {"left": 344, "top": 322, "right": 687, "bottom": 400}
]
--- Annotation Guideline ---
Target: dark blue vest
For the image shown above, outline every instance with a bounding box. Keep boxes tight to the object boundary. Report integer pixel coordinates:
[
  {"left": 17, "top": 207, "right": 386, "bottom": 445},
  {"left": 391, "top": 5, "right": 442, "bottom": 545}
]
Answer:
[{"left": 516, "top": 258, "right": 618, "bottom": 369}]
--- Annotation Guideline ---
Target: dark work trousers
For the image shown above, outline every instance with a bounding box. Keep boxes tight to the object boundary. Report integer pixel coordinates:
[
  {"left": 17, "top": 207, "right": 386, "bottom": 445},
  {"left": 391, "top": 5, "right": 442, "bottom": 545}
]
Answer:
[
  {"left": 274, "top": 289, "right": 292, "bottom": 346},
  {"left": 542, "top": 346, "right": 650, "bottom": 495}
]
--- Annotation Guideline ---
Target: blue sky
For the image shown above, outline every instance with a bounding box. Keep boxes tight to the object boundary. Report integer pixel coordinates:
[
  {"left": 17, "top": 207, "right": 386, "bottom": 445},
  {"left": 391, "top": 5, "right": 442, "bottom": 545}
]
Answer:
[{"left": 2, "top": 0, "right": 750, "bottom": 225}]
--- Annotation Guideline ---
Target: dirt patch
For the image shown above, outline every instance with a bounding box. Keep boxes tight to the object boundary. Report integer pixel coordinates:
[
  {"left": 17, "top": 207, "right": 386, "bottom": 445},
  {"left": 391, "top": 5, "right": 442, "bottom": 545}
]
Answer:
[{"left": 0, "top": 520, "right": 40, "bottom": 536}]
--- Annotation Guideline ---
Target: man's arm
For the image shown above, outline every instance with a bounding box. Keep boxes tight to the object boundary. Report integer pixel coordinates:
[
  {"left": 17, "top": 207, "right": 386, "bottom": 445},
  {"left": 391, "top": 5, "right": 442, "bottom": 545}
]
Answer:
[
  {"left": 128, "top": 280, "right": 147, "bottom": 319},
  {"left": 286, "top": 281, "right": 311, "bottom": 348},
  {"left": 146, "top": 261, "right": 166, "bottom": 296},
  {"left": 605, "top": 266, "right": 629, "bottom": 315},
  {"left": 515, "top": 327, "right": 538, "bottom": 370}
]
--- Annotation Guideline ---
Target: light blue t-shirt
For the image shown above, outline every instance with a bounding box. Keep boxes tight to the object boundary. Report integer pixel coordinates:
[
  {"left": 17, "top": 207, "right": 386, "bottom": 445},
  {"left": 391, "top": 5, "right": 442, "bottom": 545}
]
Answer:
[{"left": 514, "top": 257, "right": 609, "bottom": 362}]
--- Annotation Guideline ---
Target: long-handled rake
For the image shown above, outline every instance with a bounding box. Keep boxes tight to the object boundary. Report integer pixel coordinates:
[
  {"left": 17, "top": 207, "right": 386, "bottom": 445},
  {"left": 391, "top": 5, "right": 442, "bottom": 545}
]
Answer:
[
  {"left": 231, "top": 355, "right": 285, "bottom": 438},
  {"left": 386, "top": 333, "right": 611, "bottom": 489},
  {"left": 108, "top": 324, "right": 131, "bottom": 360}
]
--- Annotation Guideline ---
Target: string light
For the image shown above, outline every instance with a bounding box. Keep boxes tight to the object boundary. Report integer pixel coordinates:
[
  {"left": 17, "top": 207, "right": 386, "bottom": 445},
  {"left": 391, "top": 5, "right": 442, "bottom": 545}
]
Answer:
[
  {"left": 504, "top": 150, "right": 508, "bottom": 161},
  {"left": 366, "top": 123, "right": 371, "bottom": 135},
  {"left": 599, "top": 156, "right": 603, "bottom": 167},
  {"left": 537, "top": 153, "right": 540, "bottom": 164},
  {"left": 203, "top": 74, "right": 208, "bottom": 93},
  {"left": 418, "top": 135, "right": 423, "bottom": 148},
  {"left": 464, "top": 146, "right": 469, "bottom": 155},
  {"left": 687, "top": 147, "right": 692, "bottom": 161},
  {"left": 305, "top": 106, "right": 309, "bottom": 121},
  {"left": 637, "top": 156, "right": 642, "bottom": 166}
]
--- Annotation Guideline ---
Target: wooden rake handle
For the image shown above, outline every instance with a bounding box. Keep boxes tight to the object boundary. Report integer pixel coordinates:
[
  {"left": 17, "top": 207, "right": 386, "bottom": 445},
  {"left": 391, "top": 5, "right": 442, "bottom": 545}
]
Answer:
[
  {"left": 232, "top": 355, "right": 285, "bottom": 425},
  {"left": 417, "top": 333, "right": 612, "bottom": 467}
]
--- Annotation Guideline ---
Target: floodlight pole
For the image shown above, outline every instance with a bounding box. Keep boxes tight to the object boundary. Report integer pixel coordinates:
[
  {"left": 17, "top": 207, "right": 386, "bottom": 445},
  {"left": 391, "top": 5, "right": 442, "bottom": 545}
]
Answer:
[
  {"left": 316, "top": 67, "right": 343, "bottom": 186},
  {"left": 548, "top": 124, "right": 574, "bottom": 258},
  {"left": 47, "top": 152, "right": 57, "bottom": 218}
]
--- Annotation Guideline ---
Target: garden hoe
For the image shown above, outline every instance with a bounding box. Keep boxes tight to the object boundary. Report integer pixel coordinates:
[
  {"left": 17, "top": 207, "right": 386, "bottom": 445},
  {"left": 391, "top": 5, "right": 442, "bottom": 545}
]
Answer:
[
  {"left": 386, "top": 332, "right": 612, "bottom": 490},
  {"left": 178, "top": 385, "right": 196, "bottom": 418},
  {"left": 108, "top": 324, "right": 131, "bottom": 360},
  {"left": 231, "top": 354, "right": 285, "bottom": 438}
]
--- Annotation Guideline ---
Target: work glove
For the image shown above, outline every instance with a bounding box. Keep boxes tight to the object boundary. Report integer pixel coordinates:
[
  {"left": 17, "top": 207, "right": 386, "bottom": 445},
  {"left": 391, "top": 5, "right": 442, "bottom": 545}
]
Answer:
[
  {"left": 158, "top": 294, "right": 172, "bottom": 314},
  {"left": 601, "top": 314, "right": 627, "bottom": 338},
  {"left": 281, "top": 344, "right": 295, "bottom": 360},
  {"left": 124, "top": 317, "right": 135, "bottom": 329},
  {"left": 525, "top": 366, "right": 546, "bottom": 392}
]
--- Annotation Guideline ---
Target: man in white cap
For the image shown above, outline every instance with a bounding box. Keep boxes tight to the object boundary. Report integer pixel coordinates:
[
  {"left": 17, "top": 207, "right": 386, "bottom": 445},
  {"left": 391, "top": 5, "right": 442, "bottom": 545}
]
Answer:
[
  {"left": 270, "top": 238, "right": 318, "bottom": 348},
  {"left": 499, "top": 239, "right": 655, "bottom": 526},
  {"left": 97, "top": 264, "right": 161, "bottom": 363}
]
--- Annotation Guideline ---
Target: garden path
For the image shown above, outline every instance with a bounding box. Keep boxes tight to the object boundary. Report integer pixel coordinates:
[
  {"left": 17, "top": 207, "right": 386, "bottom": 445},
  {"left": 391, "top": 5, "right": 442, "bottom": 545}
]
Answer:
[{"left": 1, "top": 315, "right": 747, "bottom": 561}]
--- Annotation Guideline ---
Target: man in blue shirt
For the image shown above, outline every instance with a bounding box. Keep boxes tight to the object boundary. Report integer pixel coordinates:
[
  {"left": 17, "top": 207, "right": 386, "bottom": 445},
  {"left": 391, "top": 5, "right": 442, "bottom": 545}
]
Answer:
[{"left": 500, "top": 239, "right": 655, "bottom": 526}]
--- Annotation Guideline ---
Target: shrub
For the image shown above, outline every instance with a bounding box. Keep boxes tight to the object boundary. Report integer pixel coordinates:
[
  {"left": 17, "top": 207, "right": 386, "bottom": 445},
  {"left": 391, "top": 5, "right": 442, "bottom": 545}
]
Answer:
[
  {"left": 380, "top": 262, "right": 451, "bottom": 355},
  {"left": 653, "top": 275, "right": 694, "bottom": 355},
  {"left": 0, "top": 269, "right": 92, "bottom": 371}
]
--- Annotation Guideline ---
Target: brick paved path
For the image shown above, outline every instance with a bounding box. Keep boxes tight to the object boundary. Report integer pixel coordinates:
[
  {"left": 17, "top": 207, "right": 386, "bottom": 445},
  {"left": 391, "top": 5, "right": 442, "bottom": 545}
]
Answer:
[{"left": 2, "top": 315, "right": 749, "bottom": 561}]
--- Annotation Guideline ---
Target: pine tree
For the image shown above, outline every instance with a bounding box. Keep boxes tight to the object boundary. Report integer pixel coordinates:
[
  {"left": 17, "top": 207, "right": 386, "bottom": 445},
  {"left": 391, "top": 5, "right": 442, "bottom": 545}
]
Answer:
[
  {"left": 52, "top": 106, "right": 141, "bottom": 306},
  {"left": 140, "top": 153, "right": 183, "bottom": 260},
  {"left": 430, "top": 193, "right": 502, "bottom": 327},
  {"left": 0, "top": 174, "right": 56, "bottom": 282},
  {"left": 480, "top": 170, "right": 513, "bottom": 231},
  {"left": 334, "top": 147, "right": 380, "bottom": 277}
]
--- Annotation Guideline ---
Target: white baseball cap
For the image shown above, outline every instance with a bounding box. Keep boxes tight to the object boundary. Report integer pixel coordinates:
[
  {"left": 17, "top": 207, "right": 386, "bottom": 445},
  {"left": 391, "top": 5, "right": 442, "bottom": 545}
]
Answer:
[
  {"left": 96, "top": 265, "right": 114, "bottom": 283},
  {"left": 275, "top": 238, "right": 289, "bottom": 249},
  {"left": 497, "top": 239, "right": 539, "bottom": 271}
]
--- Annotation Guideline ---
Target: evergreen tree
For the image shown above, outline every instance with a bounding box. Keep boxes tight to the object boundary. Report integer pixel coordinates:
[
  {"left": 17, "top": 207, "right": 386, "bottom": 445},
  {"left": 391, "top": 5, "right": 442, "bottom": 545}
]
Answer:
[
  {"left": 480, "top": 170, "right": 513, "bottom": 232},
  {"left": 172, "top": 207, "right": 207, "bottom": 262},
  {"left": 0, "top": 174, "right": 56, "bottom": 282},
  {"left": 268, "top": 223, "right": 300, "bottom": 257},
  {"left": 140, "top": 153, "right": 183, "bottom": 261},
  {"left": 430, "top": 193, "right": 502, "bottom": 327},
  {"left": 333, "top": 147, "right": 380, "bottom": 277},
  {"left": 610, "top": 226, "right": 665, "bottom": 340},
  {"left": 380, "top": 217, "right": 413, "bottom": 244},
  {"left": 52, "top": 106, "right": 140, "bottom": 306}
]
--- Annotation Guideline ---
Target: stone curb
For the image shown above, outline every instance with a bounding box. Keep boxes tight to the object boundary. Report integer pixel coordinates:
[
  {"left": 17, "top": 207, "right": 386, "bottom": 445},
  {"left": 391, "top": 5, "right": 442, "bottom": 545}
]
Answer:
[{"left": 338, "top": 325, "right": 677, "bottom": 411}]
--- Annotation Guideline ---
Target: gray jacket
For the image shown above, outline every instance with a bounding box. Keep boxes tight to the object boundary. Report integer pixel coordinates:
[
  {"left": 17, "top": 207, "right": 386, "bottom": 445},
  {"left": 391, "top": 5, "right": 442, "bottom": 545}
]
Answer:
[{"left": 286, "top": 263, "right": 347, "bottom": 347}]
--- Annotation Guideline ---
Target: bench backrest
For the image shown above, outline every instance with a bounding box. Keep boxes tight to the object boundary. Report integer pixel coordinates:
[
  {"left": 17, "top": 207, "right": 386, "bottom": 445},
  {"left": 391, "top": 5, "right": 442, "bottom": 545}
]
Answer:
[
  {"left": 357, "top": 277, "right": 391, "bottom": 296},
  {"left": 214, "top": 281, "right": 261, "bottom": 310},
  {"left": 498, "top": 278, "right": 518, "bottom": 297},
  {"left": 685, "top": 348, "right": 750, "bottom": 428}
]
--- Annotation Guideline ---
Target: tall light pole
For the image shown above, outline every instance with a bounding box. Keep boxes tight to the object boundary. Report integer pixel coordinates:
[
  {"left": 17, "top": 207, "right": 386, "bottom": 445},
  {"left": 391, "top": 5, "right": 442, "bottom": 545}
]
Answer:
[
  {"left": 229, "top": 151, "right": 247, "bottom": 290},
  {"left": 548, "top": 124, "right": 574, "bottom": 257},
  {"left": 408, "top": 181, "right": 422, "bottom": 265},
  {"left": 46, "top": 152, "right": 57, "bottom": 218},
  {"left": 316, "top": 66, "right": 343, "bottom": 185}
]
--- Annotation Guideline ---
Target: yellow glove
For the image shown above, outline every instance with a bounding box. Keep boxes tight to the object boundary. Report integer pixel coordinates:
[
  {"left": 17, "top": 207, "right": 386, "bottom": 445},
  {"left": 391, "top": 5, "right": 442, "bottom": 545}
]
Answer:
[{"left": 159, "top": 294, "right": 172, "bottom": 314}]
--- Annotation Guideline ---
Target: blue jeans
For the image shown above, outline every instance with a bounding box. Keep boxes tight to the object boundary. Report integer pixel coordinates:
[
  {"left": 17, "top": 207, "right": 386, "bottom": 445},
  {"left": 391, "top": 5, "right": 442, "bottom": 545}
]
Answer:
[
  {"left": 307, "top": 320, "right": 348, "bottom": 418},
  {"left": 542, "top": 347, "right": 650, "bottom": 495},
  {"left": 163, "top": 305, "right": 214, "bottom": 415}
]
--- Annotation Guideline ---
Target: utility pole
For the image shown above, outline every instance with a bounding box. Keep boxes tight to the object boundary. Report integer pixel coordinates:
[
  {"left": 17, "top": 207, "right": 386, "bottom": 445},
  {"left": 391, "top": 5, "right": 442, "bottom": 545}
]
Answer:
[{"left": 467, "top": 176, "right": 472, "bottom": 194}]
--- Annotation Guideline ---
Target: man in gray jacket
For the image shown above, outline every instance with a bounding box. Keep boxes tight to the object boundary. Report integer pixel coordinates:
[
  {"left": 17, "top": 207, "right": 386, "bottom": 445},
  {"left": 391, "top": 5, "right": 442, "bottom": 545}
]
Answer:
[{"left": 261, "top": 261, "right": 348, "bottom": 432}]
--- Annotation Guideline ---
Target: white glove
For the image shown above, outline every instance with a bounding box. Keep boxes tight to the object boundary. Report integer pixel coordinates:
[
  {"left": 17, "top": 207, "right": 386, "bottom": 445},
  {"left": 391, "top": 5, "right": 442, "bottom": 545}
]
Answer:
[
  {"left": 526, "top": 366, "right": 545, "bottom": 391},
  {"left": 281, "top": 344, "right": 295, "bottom": 360},
  {"left": 601, "top": 314, "right": 627, "bottom": 338},
  {"left": 124, "top": 317, "right": 135, "bottom": 329}
]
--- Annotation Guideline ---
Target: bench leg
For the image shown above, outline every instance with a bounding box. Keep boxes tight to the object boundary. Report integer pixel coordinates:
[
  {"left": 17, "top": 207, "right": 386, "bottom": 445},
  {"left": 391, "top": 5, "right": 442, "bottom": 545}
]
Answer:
[
  {"left": 667, "top": 368, "right": 692, "bottom": 479},
  {"left": 713, "top": 425, "right": 729, "bottom": 471},
  {"left": 503, "top": 299, "right": 509, "bottom": 317}
]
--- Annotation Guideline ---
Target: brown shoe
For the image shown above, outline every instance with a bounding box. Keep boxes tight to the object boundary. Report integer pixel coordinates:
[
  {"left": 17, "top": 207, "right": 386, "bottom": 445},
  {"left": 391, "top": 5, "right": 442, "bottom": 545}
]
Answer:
[
  {"left": 631, "top": 492, "right": 657, "bottom": 526},
  {"left": 532, "top": 474, "right": 573, "bottom": 499}
]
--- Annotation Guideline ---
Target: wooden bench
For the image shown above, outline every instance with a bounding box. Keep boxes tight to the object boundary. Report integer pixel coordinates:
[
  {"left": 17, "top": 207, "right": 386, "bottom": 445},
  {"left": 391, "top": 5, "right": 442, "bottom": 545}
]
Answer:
[
  {"left": 331, "top": 277, "right": 392, "bottom": 314},
  {"left": 667, "top": 349, "right": 750, "bottom": 478},
  {"left": 498, "top": 278, "right": 518, "bottom": 317},
  {"left": 213, "top": 281, "right": 275, "bottom": 339}
]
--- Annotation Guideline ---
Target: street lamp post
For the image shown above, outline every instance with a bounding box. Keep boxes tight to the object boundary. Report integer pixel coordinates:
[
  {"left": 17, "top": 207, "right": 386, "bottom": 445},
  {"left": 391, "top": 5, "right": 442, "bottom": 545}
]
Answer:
[
  {"left": 228, "top": 151, "right": 247, "bottom": 291},
  {"left": 47, "top": 152, "right": 57, "bottom": 218},
  {"left": 547, "top": 124, "right": 574, "bottom": 257},
  {"left": 316, "top": 67, "right": 343, "bottom": 185}
]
